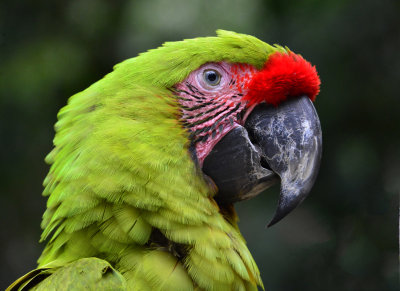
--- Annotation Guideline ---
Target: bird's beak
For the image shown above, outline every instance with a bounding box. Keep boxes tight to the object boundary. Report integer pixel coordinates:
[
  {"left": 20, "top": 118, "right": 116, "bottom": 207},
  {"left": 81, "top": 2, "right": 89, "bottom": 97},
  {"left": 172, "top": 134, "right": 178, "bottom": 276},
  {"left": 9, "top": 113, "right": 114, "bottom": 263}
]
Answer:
[{"left": 202, "top": 96, "right": 322, "bottom": 226}]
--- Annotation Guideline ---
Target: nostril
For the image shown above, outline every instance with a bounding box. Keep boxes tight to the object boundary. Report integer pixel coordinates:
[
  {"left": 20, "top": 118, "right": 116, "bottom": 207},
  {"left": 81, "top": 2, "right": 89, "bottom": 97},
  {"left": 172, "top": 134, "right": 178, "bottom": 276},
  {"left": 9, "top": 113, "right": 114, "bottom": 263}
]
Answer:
[
  {"left": 248, "top": 133, "right": 272, "bottom": 171},
  {"left": 247, "top": 132, "right": 271, "bottom": 171},
  {"left": 260, "top": 156, "right": 272, "bottom": 171}
]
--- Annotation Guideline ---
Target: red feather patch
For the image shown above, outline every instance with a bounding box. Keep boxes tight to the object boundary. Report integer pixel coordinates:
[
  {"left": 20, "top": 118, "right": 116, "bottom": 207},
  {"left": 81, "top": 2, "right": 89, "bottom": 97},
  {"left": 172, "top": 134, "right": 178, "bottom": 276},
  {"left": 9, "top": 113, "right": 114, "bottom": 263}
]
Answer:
[{"left": 244, "top": 52, "right": 321, "bottom": 106}]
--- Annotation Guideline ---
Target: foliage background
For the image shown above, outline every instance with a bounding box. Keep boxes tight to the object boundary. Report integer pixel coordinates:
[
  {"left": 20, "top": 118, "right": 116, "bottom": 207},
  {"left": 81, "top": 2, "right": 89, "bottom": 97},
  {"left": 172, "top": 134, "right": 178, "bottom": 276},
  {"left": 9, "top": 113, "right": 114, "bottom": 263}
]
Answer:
[{"left": 1, "top": 0, "right": 398, "bottom": 290}]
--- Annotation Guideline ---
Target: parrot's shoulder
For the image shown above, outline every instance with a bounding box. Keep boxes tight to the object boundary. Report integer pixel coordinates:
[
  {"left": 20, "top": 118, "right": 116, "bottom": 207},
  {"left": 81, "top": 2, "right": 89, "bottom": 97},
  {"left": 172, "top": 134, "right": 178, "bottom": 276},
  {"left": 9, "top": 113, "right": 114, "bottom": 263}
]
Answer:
[{"left": 7, "top": 257, "right": 126, "bottom": 291}]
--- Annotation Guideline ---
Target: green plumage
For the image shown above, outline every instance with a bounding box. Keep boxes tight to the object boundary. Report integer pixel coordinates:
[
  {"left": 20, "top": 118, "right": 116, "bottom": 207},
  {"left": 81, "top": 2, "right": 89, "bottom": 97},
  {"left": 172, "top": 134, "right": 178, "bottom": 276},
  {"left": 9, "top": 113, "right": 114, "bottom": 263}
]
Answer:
[
  {"left": 9, "top": 30, "right": 286, "bottom": 291},
  {"left": 8, "top": 258, "right": 126, "bottom": 291}
]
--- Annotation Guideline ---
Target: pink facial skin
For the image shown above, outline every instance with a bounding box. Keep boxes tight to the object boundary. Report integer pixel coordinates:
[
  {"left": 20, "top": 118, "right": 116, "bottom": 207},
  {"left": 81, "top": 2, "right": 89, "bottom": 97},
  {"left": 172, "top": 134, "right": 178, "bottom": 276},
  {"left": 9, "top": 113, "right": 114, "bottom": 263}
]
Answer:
[{"left": 174, "top": 62, "right": 258, "bottom": 166}]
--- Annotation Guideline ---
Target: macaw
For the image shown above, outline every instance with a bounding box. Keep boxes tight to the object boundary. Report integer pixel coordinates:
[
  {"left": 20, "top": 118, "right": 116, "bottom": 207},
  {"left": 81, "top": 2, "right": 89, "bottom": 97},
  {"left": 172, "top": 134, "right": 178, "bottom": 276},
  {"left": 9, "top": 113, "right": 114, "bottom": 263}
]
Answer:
[{"left": 8, "top": 30, "right": 322, "bottom": 291}]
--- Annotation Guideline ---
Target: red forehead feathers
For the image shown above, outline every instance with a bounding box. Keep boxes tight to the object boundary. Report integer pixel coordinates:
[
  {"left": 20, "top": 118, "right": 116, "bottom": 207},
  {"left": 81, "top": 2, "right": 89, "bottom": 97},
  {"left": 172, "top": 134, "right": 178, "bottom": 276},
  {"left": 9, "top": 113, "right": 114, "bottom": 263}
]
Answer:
[{"left": 244, "top": 52, "right": 320, "bottom": 106}]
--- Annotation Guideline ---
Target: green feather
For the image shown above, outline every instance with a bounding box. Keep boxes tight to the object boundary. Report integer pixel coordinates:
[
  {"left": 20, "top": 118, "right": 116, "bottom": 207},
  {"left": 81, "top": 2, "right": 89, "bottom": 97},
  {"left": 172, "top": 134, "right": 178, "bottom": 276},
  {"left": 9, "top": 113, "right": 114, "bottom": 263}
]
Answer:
[{"left": 31, "top": 258, "right": 126, "bottom": 291}]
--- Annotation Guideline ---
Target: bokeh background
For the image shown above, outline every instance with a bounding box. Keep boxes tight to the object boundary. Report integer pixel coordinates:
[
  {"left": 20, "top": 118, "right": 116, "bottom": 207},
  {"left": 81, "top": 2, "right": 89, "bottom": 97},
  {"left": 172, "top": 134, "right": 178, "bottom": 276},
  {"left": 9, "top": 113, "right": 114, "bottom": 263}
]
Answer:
[{"left": 1, "top": 0, "right": 398, "bottom": 290}]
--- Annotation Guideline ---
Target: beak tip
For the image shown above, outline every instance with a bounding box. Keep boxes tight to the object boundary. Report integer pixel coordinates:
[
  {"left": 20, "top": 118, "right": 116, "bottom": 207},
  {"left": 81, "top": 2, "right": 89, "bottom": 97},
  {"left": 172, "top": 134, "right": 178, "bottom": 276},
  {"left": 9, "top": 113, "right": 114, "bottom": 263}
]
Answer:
[
  {"left": 266, "top": 218, "right": 280, "bottom": 228},
  {"left": 266, "top": 204, "right": 294, "bottom": 228},
  {"left": 267, "top": 188, "right": 309, "bottom": 227}
]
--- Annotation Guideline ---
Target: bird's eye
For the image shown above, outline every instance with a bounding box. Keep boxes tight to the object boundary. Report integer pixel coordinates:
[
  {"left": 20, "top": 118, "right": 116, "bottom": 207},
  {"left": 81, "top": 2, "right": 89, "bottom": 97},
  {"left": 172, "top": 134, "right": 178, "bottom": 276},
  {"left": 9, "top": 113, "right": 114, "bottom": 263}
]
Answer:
[{"left": 203, "top": 69, "right": 221, "bottom": 86}]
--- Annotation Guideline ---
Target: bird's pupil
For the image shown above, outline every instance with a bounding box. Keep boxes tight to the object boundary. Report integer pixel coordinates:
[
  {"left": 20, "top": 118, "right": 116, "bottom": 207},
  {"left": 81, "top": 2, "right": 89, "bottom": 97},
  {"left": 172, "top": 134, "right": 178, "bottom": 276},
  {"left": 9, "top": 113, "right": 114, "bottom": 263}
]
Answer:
[
  {"left": 204, "top": 69, "right": 221, "bottom": 86},
  {"left": 208, "top": 72, "right": 216, "bottom": 81}
]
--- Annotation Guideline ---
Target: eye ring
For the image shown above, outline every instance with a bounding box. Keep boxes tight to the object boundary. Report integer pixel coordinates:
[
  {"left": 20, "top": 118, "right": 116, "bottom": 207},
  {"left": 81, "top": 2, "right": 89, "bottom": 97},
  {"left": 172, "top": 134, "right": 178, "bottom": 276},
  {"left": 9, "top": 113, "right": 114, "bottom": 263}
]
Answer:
[{"left": 203, "top": 69, "right": 221, "bottom": 86}]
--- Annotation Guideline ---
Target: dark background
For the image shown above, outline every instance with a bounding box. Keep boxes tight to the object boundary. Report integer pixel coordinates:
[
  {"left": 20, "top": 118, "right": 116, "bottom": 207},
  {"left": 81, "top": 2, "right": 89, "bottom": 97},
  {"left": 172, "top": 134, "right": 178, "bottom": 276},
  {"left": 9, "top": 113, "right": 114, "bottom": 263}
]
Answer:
[{"left": 1, "top": 0, "right": 398, "bottom": 290}]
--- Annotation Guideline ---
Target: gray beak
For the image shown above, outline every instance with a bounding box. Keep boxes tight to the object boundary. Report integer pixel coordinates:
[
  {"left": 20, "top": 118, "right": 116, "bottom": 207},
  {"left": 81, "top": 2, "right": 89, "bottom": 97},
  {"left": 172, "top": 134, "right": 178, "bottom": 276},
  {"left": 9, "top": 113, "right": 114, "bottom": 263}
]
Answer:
[{"left": 203, "top": 96, "right": 322, "bottom": 226}]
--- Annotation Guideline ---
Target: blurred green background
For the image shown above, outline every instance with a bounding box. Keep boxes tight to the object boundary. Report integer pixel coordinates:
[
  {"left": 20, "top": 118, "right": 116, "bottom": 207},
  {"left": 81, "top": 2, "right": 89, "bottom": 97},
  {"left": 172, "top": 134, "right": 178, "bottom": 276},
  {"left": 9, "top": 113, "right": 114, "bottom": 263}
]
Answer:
[{"left": 1, "top": 0, "right": 398, "bottom": 290}]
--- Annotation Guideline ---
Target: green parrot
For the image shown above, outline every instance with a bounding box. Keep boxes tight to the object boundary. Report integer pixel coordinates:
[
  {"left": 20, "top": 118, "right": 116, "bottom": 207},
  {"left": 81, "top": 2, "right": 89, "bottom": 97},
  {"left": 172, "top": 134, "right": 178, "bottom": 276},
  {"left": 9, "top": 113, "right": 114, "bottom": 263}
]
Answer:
[{"left": 8, "top": 30, "right": 322, "bottom": 291}]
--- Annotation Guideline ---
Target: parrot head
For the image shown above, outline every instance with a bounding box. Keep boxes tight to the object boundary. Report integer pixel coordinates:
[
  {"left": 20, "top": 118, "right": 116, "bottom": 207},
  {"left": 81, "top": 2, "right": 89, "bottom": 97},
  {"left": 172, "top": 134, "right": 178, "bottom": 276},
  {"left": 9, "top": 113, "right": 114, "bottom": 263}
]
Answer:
[{"left": 166, "top": 31, "right": 322, "bottom": 226}]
